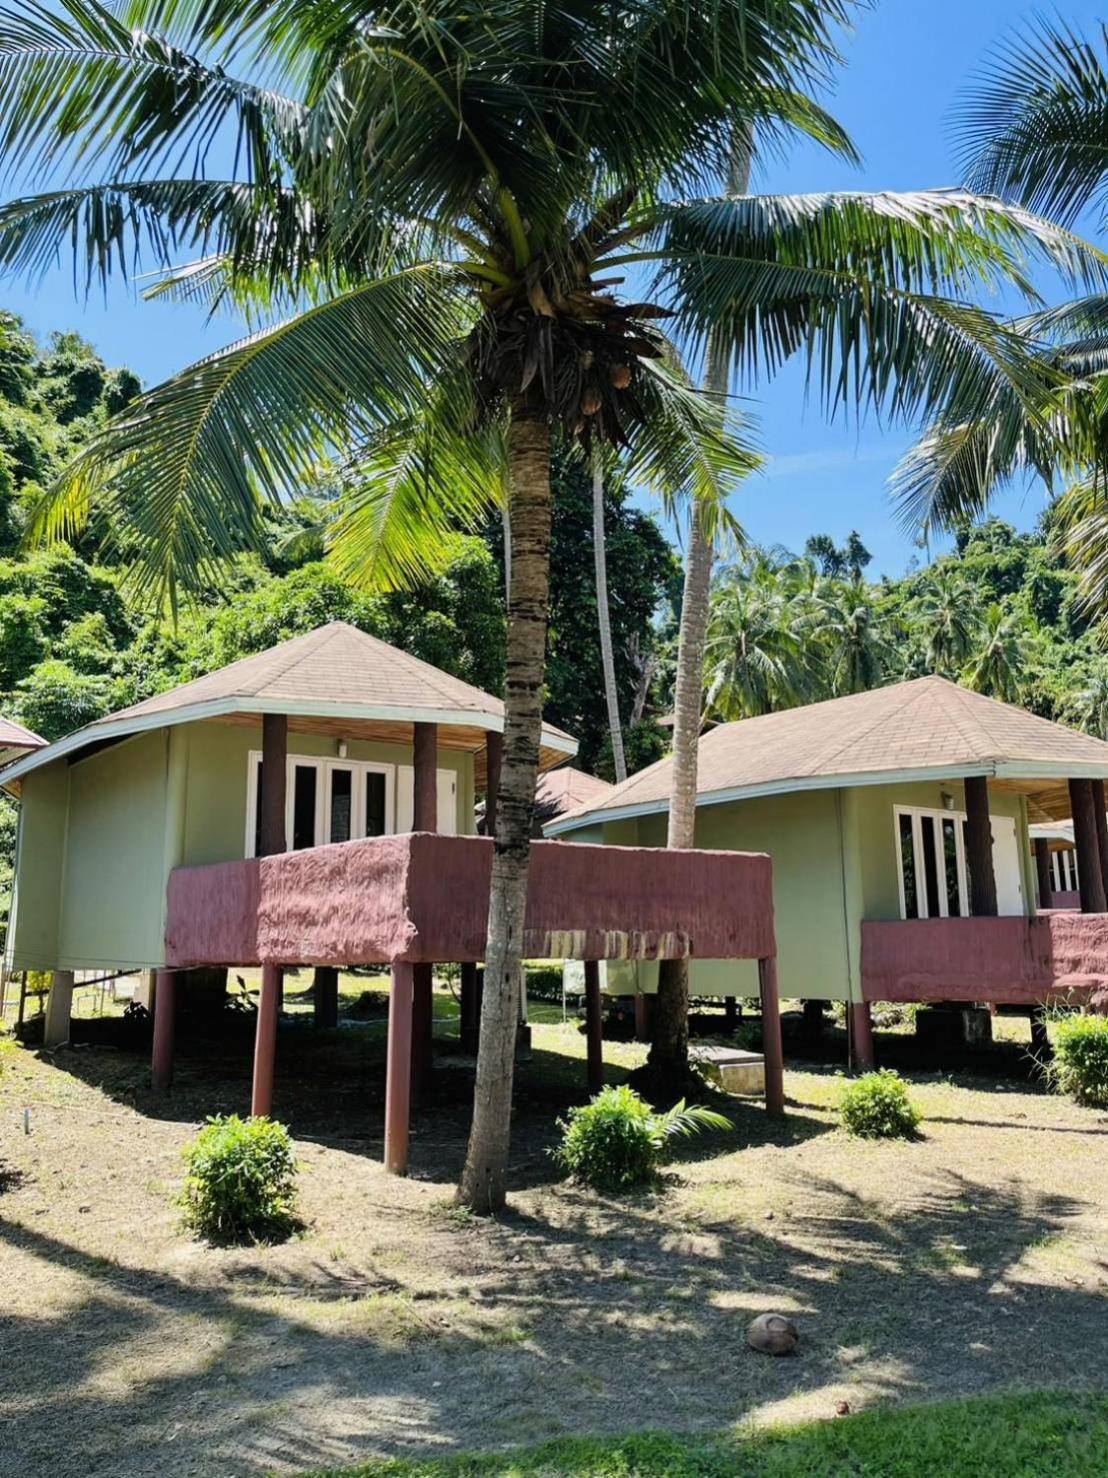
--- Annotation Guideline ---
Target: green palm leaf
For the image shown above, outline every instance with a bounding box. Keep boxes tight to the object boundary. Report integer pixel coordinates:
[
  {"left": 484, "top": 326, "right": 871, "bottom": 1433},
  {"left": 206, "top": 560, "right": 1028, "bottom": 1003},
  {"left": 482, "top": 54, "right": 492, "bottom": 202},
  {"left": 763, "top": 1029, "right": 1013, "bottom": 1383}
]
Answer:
[{"left": 30, "top": 265, "right": 470, "bottom": 607}]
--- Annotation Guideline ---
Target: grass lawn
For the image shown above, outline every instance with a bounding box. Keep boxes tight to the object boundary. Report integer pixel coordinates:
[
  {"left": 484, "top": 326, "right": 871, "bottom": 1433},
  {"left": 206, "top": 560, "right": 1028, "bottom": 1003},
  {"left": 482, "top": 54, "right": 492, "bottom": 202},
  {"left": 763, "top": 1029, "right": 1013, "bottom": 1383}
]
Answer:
[
  {"left": 306, "top": 1391, "right": 1108, "bottom": 1475},
  {"left": 2, "top": 991, "right": 1107, "bottom": 1477}
]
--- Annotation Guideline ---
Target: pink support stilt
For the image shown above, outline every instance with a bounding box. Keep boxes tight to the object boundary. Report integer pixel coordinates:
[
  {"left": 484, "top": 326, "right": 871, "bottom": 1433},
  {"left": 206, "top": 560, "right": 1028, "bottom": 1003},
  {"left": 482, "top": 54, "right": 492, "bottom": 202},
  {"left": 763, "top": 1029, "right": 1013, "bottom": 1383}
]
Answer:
[
  {"left": 251, "top": 964, "right": 282, "bottom": 1117},
  {"left": 758, "top": 957, "right": 785, "bottom": 1116},
  {"left": 385, "top": 963, "right": 415, "bottom": 1175},
  {"left": 151, "top": 968, "right": 176, "bottom": 1093}
]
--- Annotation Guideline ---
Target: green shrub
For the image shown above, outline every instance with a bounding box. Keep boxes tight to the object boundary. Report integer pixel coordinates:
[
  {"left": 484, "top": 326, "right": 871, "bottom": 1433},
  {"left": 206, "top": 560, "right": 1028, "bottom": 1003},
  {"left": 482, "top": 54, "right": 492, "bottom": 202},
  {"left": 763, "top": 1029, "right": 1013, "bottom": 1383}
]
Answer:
[
  {"left": 553, "top": 1085, "right": 731, "bottom": 1192},
  {"left": 181, "top": 1114, "right": 299, "bottom": 1244},
  {"left": 524, "top": 964, "right": 565, "bottom": 1002},
  {"left": 1051, "top": 1013, "right": 1108, "bottom": 1107},
  {"left": 840, "top": 1070, "right": 921, "bottom": 1140}
]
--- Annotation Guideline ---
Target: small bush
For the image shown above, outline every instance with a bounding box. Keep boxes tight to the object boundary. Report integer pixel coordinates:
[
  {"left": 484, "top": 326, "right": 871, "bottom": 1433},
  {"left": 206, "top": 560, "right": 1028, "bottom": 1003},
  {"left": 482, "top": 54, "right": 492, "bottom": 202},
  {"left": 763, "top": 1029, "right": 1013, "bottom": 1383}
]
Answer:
[
  {"left": 840, "top": 1070, "right": 921, "bottom": 1140},
  {"left": 181, "top": 1114, "right": 299, "bottom": 1244},
  {"left": 554, "top": 1084, "right": 731, "bottom": 1192},
  {"left": 1051, "top": 1013, "right": 1108, "bottom": 1107},
  {"left": 524, "top": 964, "right": 566, "bottom": 1002}
]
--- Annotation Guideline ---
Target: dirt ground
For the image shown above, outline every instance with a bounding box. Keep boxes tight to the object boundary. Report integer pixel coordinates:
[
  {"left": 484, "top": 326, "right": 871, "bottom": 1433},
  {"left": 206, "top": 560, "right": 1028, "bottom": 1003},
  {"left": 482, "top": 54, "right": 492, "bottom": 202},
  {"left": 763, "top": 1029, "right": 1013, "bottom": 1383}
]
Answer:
[{"left": 2, "top": 1002, "right": 1108, "bottom": 1478}]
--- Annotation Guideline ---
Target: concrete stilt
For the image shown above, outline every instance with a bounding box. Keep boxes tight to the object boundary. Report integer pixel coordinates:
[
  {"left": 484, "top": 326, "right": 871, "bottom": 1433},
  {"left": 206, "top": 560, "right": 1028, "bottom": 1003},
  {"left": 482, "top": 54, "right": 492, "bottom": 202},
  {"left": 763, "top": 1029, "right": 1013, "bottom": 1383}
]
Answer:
[
  {"left": 151, "top": 968, "right": 176, "bottom": 1092},
  {"left": 251, "top": 964, "right": 282, "bottom": 1117},
  {"left": 385, "top": 963, "right": 414, "bottom": 1175},
  {"left": 43, "top": 969, "right": 75, "bottom": 1049}
]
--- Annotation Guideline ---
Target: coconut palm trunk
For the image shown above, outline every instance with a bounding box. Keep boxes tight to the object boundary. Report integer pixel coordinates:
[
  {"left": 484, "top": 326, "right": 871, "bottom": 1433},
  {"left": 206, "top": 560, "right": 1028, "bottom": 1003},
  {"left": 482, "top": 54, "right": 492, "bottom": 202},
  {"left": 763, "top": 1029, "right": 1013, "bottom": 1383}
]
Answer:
[
  {"left": 459, "top": 408, "right": 553, "bottom": 1213},
  {"left": 649, "top": 137, "right": 751, "bottom": 1093},
  {"left": 593, "top": 454, "right": 628, "bottom": 782}
]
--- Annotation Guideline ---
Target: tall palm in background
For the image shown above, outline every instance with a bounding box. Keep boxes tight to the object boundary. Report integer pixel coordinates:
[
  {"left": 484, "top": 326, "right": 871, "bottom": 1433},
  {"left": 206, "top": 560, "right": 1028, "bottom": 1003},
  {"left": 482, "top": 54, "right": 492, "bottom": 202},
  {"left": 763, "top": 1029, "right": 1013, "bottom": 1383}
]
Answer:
[
  {"left": 703, "top": 549, "right": 821, "bottom": 719},
  {"left": 915, "top": 568, "right": 981, "bottom": 675},
  {"left": 0, "top": 0, "right": 1101, "bottom": 1156},
  {"left": 965, "top": 601, "right": 1027, "bottom": 701},
  {"left": 896, "top": 18, "right": 1108, "bottom": 610}
]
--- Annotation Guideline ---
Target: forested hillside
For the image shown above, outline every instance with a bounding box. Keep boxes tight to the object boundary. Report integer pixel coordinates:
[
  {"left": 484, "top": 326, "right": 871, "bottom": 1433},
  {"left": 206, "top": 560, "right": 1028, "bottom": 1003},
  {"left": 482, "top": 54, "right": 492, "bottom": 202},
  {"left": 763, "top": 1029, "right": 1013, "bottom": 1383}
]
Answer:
[{"left": 4, "top": 307, "right": 1107, "bottom": 777}]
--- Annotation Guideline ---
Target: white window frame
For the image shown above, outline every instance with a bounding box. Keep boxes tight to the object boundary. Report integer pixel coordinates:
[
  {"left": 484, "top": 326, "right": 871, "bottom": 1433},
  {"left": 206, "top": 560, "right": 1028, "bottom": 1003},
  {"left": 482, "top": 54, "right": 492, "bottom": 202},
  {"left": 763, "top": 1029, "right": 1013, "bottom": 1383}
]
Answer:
[
  {"left": 1053, "top": 846, "right": 1078, "bottom": 892},
  {"left": 245, "top": 752, "right": 396, "bottom": 856},
  {"left": 894, "top": 804, "right": 969, "bottom": 920}
]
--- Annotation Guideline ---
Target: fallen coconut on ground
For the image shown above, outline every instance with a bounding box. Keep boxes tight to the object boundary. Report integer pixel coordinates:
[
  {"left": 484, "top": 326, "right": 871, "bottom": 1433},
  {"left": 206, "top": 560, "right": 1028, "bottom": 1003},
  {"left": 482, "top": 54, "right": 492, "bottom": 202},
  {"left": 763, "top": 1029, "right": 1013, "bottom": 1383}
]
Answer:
[{"left": 747, "top": 1312, "right": 799, "bottom": 1356}]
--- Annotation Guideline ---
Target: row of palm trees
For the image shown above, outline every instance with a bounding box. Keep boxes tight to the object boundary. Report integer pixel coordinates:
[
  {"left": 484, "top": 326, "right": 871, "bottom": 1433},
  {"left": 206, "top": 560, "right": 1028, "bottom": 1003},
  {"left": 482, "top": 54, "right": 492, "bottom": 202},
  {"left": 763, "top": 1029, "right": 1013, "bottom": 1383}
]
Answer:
[
  {"left": 1, "top": 1, "right": 1106, "bottom": 1209},
  {"left": 702, "top": 551, "right": 1029, "bottom": 721}
]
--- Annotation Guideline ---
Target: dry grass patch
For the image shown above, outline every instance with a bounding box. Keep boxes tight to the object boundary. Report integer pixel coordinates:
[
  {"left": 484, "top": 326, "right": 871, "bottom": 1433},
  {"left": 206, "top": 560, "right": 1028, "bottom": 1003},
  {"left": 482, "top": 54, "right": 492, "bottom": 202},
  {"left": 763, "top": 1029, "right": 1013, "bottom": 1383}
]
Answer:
[{"left": 1, "top": 1010, "right": 1107, "bottom": 1477}]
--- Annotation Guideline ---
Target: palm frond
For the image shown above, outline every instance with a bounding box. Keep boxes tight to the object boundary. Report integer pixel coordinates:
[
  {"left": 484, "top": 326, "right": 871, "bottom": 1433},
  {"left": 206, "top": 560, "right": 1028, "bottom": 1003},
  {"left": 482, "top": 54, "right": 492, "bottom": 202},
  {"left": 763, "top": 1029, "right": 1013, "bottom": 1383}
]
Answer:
[
  {"left": 636, "top": 190, "right": 1106, "bottom": 434},
  {"left": 327, "top": 399, "right": 502, "bottom": 594},
  {"left": 0, "top": 0, "right": 302, "bottom": 189},
  {"left": 29, "top": 265, "right": 470, "bottom": 607},
  {"left": 957, "top": 17, "right": 1108, "bottom": 230}
]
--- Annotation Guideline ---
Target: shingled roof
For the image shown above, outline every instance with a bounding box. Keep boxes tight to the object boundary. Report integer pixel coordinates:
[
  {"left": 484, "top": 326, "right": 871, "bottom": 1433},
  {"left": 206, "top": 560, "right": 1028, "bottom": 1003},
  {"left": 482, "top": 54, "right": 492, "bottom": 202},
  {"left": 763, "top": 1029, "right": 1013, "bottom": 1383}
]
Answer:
[
  {"left": 548, "top": 675, "right": 1108, "bottom": 832},
  {"left": 0, "top": 715, "right": 44, "bottom": 764},
  {"left": 1, "top": 622, "right": 575, "bottom": 786}
]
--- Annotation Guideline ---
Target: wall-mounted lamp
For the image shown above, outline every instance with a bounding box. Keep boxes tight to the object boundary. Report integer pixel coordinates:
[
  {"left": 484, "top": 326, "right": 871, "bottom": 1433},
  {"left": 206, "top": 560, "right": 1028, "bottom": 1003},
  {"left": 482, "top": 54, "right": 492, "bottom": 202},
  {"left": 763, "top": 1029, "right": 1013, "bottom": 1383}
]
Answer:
[
  {"left": 941, "top": 791, "right": 955, "bottom": 811},
  {"left": 338, "top": 739, "right": 348, "bottom": 759}
]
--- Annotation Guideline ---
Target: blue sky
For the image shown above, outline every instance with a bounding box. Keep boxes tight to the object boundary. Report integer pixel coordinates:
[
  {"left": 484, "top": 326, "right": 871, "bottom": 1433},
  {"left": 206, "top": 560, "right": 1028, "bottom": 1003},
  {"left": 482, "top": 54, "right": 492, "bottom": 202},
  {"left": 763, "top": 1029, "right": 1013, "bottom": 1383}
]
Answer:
[{"left": 3, "top": 0, "right": 1105, "bottom": 578}]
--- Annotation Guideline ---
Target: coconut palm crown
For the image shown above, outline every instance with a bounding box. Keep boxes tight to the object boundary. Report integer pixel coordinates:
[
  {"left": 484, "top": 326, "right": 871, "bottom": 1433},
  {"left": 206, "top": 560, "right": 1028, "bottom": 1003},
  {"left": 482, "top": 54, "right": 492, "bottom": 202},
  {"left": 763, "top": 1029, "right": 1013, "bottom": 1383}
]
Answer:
[{"left": 0, "top": 0, "right": 1103, "bottom": 1209}]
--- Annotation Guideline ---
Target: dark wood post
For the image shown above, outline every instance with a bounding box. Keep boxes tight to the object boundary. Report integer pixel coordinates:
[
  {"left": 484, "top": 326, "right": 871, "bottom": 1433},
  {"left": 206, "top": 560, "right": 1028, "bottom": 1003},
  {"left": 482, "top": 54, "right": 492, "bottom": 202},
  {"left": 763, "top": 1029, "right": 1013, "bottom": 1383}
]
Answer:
[
  {"left": 963, "top": 776, "right": 998, "bottom": 916},
  {"left": 633, "top": 992, "right": 652, "bottom": 1042},
  {"left": 313, "top": 966, "right": 339, "bottom": 1029},
  {"left": 484, "top": 731, "right": 503, "bottom": 837},
  {"left": 385, "top": 963, "right": 414, "bottom": 1175},
  {"left": 1092, "top": 779, "right": 1108, "bottom": 902},
  {"left": 411, "top": 963, "right": 434, "bottom": 1100},
  {"left": 849, "top": 1000, "right": 876, "bottom": 1073},
  {"left": 460, "top": 962, "right": 479, "bottom": 1054},
  {"left": 412, "top": 722, "right": 438, "bottom": 832},
  {"left": 260, "top": 714, "right": 288, "bottom": 857},
  {"left": 1034, "top": 838, "right": 1053, "bottom": 911},
  {"left": 151, "top": 968, "right": 176, "bottom": 1092},
  {"left": 251, "top": 963, "right": 281, "bottom": 1117},
  {"left": 410, "top": 723, "right": 438, "bottom": 1090},
  {"left": 758, "top": 957, "right": 785, "bottom": 1116},
  {"left": 584, "top": 960, "right": 604, "bottom": 1095},
  {"left": 1069, "top": 778, "right": 1107, "bottom": 913}
]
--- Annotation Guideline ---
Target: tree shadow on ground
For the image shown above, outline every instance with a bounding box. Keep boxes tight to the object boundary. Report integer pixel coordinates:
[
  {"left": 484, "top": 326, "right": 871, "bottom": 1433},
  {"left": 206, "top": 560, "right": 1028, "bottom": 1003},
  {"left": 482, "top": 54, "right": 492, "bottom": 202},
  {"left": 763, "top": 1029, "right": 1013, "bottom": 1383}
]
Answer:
[{"left": 0, "top": 1157, "right": 1099, "bottom": 1478}]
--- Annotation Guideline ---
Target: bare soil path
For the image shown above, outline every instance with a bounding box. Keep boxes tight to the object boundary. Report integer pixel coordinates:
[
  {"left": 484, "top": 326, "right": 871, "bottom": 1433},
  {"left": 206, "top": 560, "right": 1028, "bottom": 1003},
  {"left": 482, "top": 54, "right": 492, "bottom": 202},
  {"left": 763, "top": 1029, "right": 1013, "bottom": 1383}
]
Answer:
[{"left": 2, "top": 1016, "right": 1107, "bottom": 1478}]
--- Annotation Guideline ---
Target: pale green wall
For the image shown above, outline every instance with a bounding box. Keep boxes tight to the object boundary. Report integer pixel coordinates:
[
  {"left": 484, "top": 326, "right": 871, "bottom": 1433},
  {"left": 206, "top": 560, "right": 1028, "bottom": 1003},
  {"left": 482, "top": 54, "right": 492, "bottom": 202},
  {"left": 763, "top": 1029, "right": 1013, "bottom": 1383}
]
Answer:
[
  {"left": 180, "top": 722, "right": 475, "bottom": 864},
  {"left": 852, "top": 779, "right": 1033, "bottom": 923},
  {"left": 587, "top": 778, "right": 1036, "bottom": 1004},
  {"left": 57, "top": 730, "right": 173, "bottom": 970},
  {"left": 604, "top": 789, "right": 851, "bottom": 1002},
  {"left": 7, "top": 760, "right": 69, "bottom": 972},
  {"left": 9, "top": 718, "right": 478, "bottom": 971}
]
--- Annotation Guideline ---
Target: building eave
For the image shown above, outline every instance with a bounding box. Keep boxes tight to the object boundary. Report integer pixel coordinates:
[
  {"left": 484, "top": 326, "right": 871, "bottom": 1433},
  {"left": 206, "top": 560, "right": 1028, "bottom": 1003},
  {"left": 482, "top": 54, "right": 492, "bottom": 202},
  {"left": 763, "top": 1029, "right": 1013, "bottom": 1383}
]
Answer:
[
  {"left": 0, "top": 695, "right": 577, "bottom": 787},
  {"left": 545, "top": 756, "right": 1108, "bottom": 837}
]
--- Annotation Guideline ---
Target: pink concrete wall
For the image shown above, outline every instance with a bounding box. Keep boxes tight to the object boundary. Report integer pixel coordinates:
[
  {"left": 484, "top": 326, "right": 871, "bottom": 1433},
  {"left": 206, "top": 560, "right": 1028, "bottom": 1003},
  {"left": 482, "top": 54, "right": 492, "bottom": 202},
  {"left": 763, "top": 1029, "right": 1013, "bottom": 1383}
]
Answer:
[
  {"left": 861, "top": 912, "right": 1108, "bottom": 1004},
  {"left": 165, "top": 834, "right": 775, "bottom": 969}
]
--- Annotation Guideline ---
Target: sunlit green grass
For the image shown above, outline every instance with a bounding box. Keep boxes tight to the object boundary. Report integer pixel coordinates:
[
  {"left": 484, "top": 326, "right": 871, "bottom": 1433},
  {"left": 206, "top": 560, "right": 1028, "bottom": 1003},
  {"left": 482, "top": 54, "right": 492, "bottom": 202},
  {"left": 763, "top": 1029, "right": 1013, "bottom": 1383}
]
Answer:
[{"left": 297, "top": 1391, "right": 1108, "bottom": 1476}]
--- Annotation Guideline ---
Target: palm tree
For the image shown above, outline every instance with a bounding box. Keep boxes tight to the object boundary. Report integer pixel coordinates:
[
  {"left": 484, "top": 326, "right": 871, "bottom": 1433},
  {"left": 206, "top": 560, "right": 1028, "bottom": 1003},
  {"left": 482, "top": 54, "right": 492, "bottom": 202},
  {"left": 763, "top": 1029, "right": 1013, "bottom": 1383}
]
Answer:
[
  {"left": 0, "top": 0, "right": 1099, "bottom": 1186},
  {"left": 915, "top": 569, "right": 981, "bottom": 675},
  {"left": 703, "top": 550, "right": 823, "bottom": 720},
  {"left": 964, "top": 601, "right": 1027, "bottom": 702},
  {"left": 824, "top": 579, "right": 888, "bottom": 694},
  {"left": 896, "top": 17, "right": 1108, "bottom": 597},
  {"left": 592, "top": 452, "right": 627, "bottom": 783}
]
